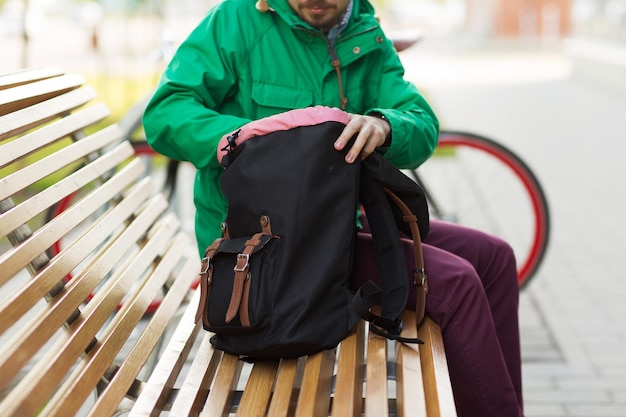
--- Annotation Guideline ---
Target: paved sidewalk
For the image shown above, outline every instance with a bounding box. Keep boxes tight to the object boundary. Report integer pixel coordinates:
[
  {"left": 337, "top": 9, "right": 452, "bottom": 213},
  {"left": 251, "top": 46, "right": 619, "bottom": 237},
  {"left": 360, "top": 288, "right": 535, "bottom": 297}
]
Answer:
[{"left": 401, "top": 38, "right": 626, "bottom": 417}]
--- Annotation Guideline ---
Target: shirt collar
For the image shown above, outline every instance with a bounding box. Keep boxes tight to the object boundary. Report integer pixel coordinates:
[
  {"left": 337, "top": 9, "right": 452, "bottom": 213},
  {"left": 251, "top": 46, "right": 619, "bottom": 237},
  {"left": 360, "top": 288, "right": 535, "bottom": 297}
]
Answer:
[{"left": 327, "top": 0, "right": 353, "bottom": 44}]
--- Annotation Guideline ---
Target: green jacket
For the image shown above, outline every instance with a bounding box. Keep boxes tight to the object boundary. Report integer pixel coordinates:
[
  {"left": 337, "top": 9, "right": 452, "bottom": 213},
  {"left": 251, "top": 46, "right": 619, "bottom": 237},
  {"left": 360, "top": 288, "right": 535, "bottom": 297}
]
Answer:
[{"left": 143, "top": 0, "right": 439, "bottom": 255}]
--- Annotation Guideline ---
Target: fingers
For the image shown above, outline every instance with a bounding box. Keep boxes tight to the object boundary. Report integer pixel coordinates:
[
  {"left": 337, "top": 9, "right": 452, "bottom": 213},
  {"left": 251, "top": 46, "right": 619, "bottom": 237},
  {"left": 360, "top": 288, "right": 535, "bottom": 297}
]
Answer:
[{"left": 334, "top": 114, "right": 390, "bottom": 163}]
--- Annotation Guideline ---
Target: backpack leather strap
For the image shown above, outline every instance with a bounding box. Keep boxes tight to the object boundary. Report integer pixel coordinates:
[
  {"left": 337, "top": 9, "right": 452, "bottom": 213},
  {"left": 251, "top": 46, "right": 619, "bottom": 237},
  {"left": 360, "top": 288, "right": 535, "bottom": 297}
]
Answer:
[
  {"left": 195, "top": 238, "right": 225, "bottom": 325},
  {"left": 384, "top": 188, "right": 428, "bottom": 326},
  {"left": 226, "top": 232, "right": 264, "bottom": 324}
]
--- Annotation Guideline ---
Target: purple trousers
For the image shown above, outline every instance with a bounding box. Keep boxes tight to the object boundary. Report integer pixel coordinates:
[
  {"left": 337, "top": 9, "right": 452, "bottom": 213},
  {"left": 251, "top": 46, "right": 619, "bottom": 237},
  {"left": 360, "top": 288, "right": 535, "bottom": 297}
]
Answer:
[{"left": 354, "top": 219, "right": 524, "bottom": 417}]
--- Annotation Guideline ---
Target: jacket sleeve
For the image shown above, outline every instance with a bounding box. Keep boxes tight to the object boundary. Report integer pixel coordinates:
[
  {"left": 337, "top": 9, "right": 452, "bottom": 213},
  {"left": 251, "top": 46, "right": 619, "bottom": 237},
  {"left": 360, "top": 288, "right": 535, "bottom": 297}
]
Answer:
[
  {"left": 366, "top": 40, "right": 439, "bottom": 170},
  {"left": 142, "top": 9, "right": 251, "bottom": 170}
]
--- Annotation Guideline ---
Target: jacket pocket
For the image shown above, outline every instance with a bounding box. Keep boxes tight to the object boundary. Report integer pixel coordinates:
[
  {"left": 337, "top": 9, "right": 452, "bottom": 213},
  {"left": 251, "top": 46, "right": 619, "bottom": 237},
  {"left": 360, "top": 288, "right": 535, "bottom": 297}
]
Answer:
[{"left": 251, "top": 82, "right": 313, "bottom": 118}]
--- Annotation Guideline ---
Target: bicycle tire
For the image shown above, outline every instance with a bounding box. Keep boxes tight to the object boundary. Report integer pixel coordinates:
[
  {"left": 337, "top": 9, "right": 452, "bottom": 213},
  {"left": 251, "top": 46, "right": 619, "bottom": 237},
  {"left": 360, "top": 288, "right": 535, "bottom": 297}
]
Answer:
[{"left": 408, "top": 131, "right": 550, "bottom": 288}]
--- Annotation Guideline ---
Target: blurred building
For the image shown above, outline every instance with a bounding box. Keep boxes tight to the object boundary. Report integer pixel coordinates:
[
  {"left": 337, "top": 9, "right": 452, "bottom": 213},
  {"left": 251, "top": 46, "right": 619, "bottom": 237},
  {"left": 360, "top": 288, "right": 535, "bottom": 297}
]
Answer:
[
  {"left": 465, "top": 0, "right": 626, "bottom": 44},
  {"left": 465, "top": 0, "right": 572, "bottom": 38}
]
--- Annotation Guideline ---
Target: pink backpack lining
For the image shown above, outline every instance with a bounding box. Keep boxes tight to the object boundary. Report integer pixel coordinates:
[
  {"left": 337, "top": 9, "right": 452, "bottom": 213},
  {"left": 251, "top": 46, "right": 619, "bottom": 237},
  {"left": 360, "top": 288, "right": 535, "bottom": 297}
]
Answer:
[{"left": 217, "top": 106, "right": 349, "bottom": 163}]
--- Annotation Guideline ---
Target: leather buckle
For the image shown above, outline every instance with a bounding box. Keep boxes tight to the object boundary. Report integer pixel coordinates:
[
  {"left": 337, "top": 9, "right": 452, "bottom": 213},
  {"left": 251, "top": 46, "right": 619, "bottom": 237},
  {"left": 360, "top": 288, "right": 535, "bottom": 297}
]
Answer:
[
  {"left": 234, "top": 253, "right": 250, "bottom": 272},
  {"left": 413, "top": 267, "right": 427, "bottom": 287},
  {"left": 200, "top": 257, "right": 211, "bottom": 276}
]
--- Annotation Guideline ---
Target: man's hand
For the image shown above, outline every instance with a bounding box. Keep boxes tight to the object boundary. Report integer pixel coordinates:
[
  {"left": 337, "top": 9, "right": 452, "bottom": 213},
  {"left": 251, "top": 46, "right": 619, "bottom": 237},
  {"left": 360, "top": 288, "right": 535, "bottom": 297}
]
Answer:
[{"left": 334, "top": 113, "right": 390, "bottom": 163}]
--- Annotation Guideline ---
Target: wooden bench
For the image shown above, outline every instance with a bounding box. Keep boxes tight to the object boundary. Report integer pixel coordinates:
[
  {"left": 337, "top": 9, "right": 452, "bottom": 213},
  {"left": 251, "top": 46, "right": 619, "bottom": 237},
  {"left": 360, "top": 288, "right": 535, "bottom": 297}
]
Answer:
[{"left": 0, "top": 68, "right": 457, "bottom": 417}]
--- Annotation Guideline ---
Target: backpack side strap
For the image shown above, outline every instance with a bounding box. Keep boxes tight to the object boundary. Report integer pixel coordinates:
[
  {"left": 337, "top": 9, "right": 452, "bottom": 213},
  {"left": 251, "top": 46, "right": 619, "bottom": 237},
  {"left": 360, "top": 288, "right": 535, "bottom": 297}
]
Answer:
[
  {"left": 383, "top": 187, "right": 429, "bottom": 326},
  {"left": 356, "top": 167, "right": 427, "bottom": 344},
  {"left": 352, "top": 281, "right": 424, "bottom": 344}
]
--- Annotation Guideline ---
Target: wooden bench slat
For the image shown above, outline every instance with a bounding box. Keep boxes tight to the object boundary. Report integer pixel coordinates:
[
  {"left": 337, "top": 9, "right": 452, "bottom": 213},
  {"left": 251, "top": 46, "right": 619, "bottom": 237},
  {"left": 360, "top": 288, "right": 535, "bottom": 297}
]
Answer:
[
  {"left": 0, "top": 176, "right": 152, "bottom": 373},
  {"left": 0, "top": 73, "right": 84, "bottom": 116},
  {"left": 396, "top": 311, "right": 428, "bottom": 417},
  {"left": 266, "top": 358, "right": 304, "bottom": 417},
  {"left": 0, "top": 123, "right": 122, "bottom": 200},
  {"left": 0, "top": 190, "right": 164, "bottom": 415},
  {"left": 419, "top": 317, "right": 457, "bottom": 417},
  {"left": 332, "top": 321, "right": 365, "bottom": 417},
  {"left": 365, "top": 326, "right": 389, "bottom": 416},
  {"left": 0, "top": 160, "right": 146, "bottom": 285},
  {"left": 0, "top": 86, "right": 97, "bottom": 142},
  {"left": 237, "top": 360, "right": 280, "bottom": 417},
  {"left": 167, "top": 333, "right": 222, "bottom": 417},
  {"left": 0, "top": 67, "right": 65, "bottom": 90},
  {"left": 0, "top": 141, "right": 133, "bottom": 237},
  {"left": 128, "top": 289, "right": 204, "bottom": 416},
  {"left": 0, "top": 160, "right": 143, "bottom": 338},
  {"left": 295, "top": 349, "right": 335, "bottom": 417},
  {"left": 0, "top": 102, "right": 110, "bottom": 168},
  {"left": 200, "top": 351, "right": 244, "bottom": 417},
  {"left": 44, "top": 228, "right": 194, "bottom": 417},
  {"left": 91, "top": 251, "right": 200, "bottom": 417}
]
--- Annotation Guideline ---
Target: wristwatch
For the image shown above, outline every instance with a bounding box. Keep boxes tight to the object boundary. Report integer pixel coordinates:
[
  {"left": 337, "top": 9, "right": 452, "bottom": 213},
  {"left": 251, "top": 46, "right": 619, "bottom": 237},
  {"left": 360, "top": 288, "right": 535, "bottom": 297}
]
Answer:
[{"left": 369, "top": 111, "right": 392, "bottom": 148}]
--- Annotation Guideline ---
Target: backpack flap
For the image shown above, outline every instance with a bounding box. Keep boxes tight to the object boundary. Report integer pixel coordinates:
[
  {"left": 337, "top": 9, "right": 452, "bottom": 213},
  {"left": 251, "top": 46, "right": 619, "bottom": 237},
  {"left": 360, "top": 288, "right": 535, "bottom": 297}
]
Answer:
[{"left": 195, "top": 232, "right": 280, "bottom": 334}]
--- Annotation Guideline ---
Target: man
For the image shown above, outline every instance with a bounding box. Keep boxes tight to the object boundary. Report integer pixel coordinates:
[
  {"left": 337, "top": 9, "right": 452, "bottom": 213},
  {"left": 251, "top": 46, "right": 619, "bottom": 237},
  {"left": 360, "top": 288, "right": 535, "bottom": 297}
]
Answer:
[{"left": 143, "top": 0, "right": 524, "bottom": 415}]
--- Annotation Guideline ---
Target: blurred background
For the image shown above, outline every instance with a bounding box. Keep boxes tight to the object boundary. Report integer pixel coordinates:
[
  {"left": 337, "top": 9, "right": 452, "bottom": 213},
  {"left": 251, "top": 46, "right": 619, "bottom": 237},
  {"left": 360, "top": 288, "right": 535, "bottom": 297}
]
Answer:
[
  {"left": 2, "top": 0, "right": 624, "bottom": 119},
  {"left": 2, "top": 1, "right": 625, "bottom": 416}
]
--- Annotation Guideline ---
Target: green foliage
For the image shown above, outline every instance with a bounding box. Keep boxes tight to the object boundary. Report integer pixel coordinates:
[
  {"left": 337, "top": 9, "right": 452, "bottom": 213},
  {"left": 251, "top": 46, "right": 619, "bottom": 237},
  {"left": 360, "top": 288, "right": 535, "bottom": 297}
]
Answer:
[{"left": 83, "top": 71, "right": 158, "bottom": 126}]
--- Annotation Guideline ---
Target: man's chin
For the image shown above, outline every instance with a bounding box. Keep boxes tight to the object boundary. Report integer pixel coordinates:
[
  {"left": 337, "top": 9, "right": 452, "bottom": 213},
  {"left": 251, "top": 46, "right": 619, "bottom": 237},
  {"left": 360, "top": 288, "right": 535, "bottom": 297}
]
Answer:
[{"left": 304, "top": 15, "right": 334, "bottom": 32}]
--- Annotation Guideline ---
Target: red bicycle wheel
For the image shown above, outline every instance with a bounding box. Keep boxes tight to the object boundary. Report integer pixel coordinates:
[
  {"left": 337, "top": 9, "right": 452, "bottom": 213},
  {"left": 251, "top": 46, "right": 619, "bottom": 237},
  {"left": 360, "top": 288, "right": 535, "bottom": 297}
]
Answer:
[{"left": 410, "top": 131, "right": 550, "bottom": 288}]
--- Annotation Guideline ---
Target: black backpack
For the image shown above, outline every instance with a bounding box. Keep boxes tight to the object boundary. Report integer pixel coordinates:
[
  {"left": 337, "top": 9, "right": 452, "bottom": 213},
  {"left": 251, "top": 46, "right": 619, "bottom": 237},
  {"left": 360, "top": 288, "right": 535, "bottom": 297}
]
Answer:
[{"left": 194, "top": 120, "right": 429, "bottom": 360}]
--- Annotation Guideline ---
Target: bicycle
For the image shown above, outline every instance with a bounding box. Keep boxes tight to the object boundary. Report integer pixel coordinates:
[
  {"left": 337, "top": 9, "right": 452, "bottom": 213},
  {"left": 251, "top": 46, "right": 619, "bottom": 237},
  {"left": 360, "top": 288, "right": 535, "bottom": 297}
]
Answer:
[
  {"left": 391, "top": 32, "right": 550, "bottom": 287},
  {"left": 407, "top": 131, "right": 550, "bottom": 288}
]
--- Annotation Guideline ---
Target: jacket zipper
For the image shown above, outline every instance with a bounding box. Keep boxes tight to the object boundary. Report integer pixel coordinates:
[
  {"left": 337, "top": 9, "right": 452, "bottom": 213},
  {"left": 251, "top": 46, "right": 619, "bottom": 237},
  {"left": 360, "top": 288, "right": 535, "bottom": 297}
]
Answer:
[
  {"left": 295, "top": 25, "right": 379, "bottom": 111},
  {"left": 328, "top": 43, "right": 348, "bottom": 110}
]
